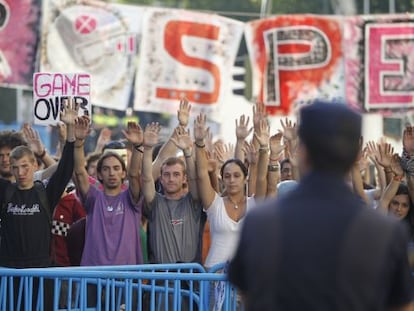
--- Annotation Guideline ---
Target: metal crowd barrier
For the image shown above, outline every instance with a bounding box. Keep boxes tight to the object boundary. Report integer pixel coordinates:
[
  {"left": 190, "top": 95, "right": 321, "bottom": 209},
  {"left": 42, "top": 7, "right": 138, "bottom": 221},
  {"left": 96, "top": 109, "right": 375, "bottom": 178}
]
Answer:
[{"left": 0, "top": 263, "right": 241, "bottom": 311}]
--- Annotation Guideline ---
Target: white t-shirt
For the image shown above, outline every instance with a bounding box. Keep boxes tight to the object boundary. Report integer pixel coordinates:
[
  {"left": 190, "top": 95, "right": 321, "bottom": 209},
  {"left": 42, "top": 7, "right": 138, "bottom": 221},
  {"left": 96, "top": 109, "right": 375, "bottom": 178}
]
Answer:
[{"left": 204, "top": 194, "right": 256, "bottom": 268}]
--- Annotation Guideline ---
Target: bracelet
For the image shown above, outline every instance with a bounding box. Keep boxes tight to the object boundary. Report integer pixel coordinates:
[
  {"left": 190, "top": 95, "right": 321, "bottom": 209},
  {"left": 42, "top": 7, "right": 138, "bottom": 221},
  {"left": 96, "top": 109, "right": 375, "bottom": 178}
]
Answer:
[
  {"left": 393, "top": 175, "right": 404, "bottom": 182},
  {"left": 134, "top": 143, "right": 143, "bottom": 151},
  {"left": 195, "top": 142, "right": 205, "bottom": 148},
  {"left": 74, "top": 141, "right": 84, "bottom": 148},
  {"left": 268, "top": 164, "right": 279, "bottom": 172},
  {"left": 184, "top": 152, "right": 192, "bottom": 158},
  {"left": 259, "top": 147, "right": 269, "bottom": 152},
  {"left": 35, "top": 149, "right": 46, "bottom": 158},
  {"left": 136, "top": 148, "right": 144, "bottom": 154},
  {"left": 269, "top": 157, "right": 279, "bottom": 162}
]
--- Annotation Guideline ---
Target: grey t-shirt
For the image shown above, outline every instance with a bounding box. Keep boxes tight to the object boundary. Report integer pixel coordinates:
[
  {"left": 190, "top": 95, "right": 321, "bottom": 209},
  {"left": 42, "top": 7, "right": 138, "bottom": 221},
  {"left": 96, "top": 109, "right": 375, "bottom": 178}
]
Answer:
[{"left": 144, "top": 192, "right": 202, "bottom": 264}]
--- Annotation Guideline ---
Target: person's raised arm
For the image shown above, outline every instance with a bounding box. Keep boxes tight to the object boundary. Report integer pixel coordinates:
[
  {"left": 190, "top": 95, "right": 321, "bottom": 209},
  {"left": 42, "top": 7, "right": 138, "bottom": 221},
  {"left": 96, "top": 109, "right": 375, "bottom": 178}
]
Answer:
[
  {"left": 141, "top": 122, "right": 161, "bottom": 205},
  {"left": 252, "top": 101, "right": 268, "bottom": 150},
  {"left": 152, "top": 99, "right": 191, "bottom": 180},
  {"left": 267, "top": 132, "right": 284, "bottom": 197},
  {"left": 254, "top": 119, "right": 270, "bottom": 200},
  {"left": 377, "top": 141, "right": 395, "bottom": 185},
  {"left": 402, "top": 126, "right": 414, "bottom": 204},
  {"left": 53, "top": 122, "right": 66, "bottom": 159},
  {"left": 72, "top": 115, "right": 91, "bottom": 199},
  {"left": 235, "top": 114, "right": 253, "bottom": 162},
  {"left": 194, "top": 113, "right": 216, "bottom": 209},
  {"left": 366, "top": 140, "right": 387, "bottom": 197},
  {"left": 94, "top": 127, "right": 112, "bottom": 154},
  {"left": 170, "top": 126, "right": 198, "bottom": 199},
  {"left": 122, "top": 121, "right": 144, "bottom": 204},
  {"left": 46, "top": 98, "right": 77, "bottom": 209},
  {"left": 351, "top": 138, "right": 369, "bottom": 204},
  {"left": 22, "top": 123, "right": 56, "bottom": 168},
  {"left": 244, "top": 141, "right": 258, "bottom": 197},
  {"left": 280, "top": 117, "right": 298, "bottom": 160},
  {"left": 378, "top": 154, "right": 405, "bottom": 213}
]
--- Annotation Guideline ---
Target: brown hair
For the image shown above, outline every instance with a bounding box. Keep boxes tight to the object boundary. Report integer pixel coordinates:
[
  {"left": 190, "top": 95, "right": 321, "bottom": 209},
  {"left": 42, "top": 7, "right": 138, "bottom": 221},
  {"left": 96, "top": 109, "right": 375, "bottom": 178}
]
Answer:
[
  {"left": 10, "top": 146, "right": 36, "bottom": 163},
  {"left": 96, "top": 152, "right": 127, "bottom": 183},
  {"left": 160, "top": 157, "right": 186, "bottom": 175}
]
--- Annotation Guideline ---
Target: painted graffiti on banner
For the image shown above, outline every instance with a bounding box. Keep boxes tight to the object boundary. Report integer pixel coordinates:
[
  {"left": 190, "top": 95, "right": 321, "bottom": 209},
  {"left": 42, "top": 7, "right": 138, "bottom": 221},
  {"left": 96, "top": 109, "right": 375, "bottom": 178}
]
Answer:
[
  {"left": 364, "top": 21, "right": 414, "bottom": 111},
  {"left": 33, "top": 72, "right": 91, "bottom": 125}
]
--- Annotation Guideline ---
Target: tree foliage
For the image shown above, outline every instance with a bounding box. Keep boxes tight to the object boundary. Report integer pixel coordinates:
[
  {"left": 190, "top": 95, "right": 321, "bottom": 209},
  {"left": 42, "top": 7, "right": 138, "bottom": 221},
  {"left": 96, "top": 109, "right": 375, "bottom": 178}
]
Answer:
[{"left": 115, "top": 0, "right": 413, "bottom": 21}]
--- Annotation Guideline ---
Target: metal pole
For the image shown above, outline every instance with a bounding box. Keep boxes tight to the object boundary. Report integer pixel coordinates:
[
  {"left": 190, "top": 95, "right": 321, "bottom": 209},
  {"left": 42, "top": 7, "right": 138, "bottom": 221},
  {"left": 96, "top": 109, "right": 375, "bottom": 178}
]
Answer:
[
  {"left": 363, "top": 0, "right": 370, "bottom": 14},
  {"left": 260, "top": 0, "right": 271, "bottom": 18},
  {"left": 389, "top": 0, "right": 396, "bottom": 13}
]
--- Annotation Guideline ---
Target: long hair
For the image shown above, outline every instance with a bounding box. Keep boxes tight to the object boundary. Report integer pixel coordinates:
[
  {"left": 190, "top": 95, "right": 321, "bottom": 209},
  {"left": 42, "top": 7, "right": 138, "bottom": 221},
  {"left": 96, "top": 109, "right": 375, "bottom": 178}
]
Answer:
[{"left": 396, "top": 183, "right": 414, "bottom": 239}]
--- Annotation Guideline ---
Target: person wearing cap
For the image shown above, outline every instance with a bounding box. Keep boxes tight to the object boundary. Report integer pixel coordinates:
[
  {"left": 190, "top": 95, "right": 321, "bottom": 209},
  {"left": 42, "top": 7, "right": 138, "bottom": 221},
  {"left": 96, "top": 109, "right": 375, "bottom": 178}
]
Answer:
[{"left": 229, "top": 100, "right": 413, "bottom": 311}]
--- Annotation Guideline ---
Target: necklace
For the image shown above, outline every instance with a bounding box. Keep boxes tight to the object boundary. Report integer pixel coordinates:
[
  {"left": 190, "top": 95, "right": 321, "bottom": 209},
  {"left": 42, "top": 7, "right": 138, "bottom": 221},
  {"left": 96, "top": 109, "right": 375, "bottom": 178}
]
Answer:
[{"left": 227, "top": 196, "right": 246, "bottom": 209}]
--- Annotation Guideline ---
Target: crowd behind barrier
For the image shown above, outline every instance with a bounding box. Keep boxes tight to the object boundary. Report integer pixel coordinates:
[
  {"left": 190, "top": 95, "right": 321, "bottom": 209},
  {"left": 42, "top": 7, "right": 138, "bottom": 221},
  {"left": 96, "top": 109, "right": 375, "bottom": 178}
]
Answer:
[{"left": 0, "top": 263, "right": 239, "bottom": 311}]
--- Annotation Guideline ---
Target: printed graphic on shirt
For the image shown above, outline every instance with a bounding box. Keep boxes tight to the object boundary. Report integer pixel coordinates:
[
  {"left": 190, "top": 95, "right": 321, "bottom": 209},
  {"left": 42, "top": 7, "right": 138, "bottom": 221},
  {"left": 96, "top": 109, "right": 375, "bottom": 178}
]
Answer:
[
  {"left": 171, "top": 218, "right": 184, "bottom": 226},
  {"left": 51, "top": 220, "right": 70, "bottom": 236},
  {"left": 7, "top": 203, "right": 40, "bottom": 216}
]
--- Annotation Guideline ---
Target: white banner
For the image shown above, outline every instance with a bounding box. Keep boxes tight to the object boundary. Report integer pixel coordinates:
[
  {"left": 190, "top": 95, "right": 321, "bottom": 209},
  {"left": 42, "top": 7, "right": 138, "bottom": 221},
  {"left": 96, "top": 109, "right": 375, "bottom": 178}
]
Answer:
[
  {"left": 40, "top": 0, "right": 147, "bottom": 111},
  {"left": 134, "top": 8, "right": 244, "bottom": 122},
  {"left": 33, "top": 72, "right": 91, "bottom": 126}
]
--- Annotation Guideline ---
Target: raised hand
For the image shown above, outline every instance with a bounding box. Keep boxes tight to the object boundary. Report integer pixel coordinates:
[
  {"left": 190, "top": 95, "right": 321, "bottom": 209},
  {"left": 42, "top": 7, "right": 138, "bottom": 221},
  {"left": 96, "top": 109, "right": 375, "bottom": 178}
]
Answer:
[
  {"left": 366, "top": 140, "right": 380, "bottom": 164},
  {"left": 22, "top": 123, "right": 44, "bottom": 155},
  {"left": 171, "top": 126, "right": 193, "bottom": 151},
  {"left": 60, "top": 98, "right": 79, "bottom": 126},
  {"left": 143, "top": 122, "right": 161, "bottom": 148},
  {"left": 403, "top": 126, "right": 414, "bottom": 155},
  {"left": 253, "top": 101, "right": 267, "bottom": 132},
  {"left": 122, "top": 122, "right": 143, "bottom": 146},
  {"left": 243, "top": 141, "right": 258, "bottom": 165},
  {"left": 254, "top": 119, "right": 270, "bottom": 147},
  {"left": 377, "top": 141, "right": 394, "bottom": 168},
  {"left": 236, "top": 114, "right": 253, "bottom": 141},
  {"left": 177, "top": 97, "right": 191, "bottom": 127},
  {"left": 269, "top": 132, "right": 285, "bottom": 159},
  {"left": 215, "top": 142, "right": 234, "bottom": 163},
  {"left": 96, "top": 127, "right": 112, "bottom": 147},
  {"left": 206, "top": 150, "right": 219, "bottom": 173},
  {"left": 53, "top": 122, "right": 67, "bottom": 145},
  {"left": 280, "top": 118, "right": 297, "bottom": 142},
  {"left": 205, "top": 128, "right": 214, "bottom": 152},
  {"left": 74, "top": 116, "right": 90, "bottom": 141},
  {"left": 193, "top": 113, "right": 208, "bottom": 143},
  {"left": 390, "top": 153, "right": 404, "bottom": 177}
]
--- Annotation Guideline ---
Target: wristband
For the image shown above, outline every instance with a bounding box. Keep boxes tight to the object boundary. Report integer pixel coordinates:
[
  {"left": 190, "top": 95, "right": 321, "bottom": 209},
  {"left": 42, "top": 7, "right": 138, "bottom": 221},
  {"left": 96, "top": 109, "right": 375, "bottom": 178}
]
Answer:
[
  {"left": 394, "top": 175, "right": 404, "bottom": 182},
  {"left": 195, "top": 142, "right": 205, "bottom": 148},
  {"left": 35, "top": 149, "right": 46, "bottom": 158},
  {"left": 134, "top": 144, "right": 143, "bottom": 151},
  {"left": 268, "top": 164, "right": 279, "bottom": 172}
]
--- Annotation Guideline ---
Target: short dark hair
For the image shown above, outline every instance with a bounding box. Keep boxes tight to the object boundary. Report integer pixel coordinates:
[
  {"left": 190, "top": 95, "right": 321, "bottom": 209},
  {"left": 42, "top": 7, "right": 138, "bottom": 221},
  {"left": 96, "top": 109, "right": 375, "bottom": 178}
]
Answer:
[
  {"left": 280, "top": 158, "right": 291, "bottom": 170},
  {"left": 220, "top": 158, "right": 248, "bottom": 179},
  {"left": 298, "top": 100, "right": 361, "bottom": 175},
  {"left": 0, "top": 130, "right": 27, "bottom": 150}
]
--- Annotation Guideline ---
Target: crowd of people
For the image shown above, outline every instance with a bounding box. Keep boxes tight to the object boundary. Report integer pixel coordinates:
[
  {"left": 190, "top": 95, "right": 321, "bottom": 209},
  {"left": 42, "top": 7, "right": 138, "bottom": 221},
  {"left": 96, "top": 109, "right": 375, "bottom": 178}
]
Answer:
[{"left": 0, "top": 98, "right": 413, "bottom": 310}]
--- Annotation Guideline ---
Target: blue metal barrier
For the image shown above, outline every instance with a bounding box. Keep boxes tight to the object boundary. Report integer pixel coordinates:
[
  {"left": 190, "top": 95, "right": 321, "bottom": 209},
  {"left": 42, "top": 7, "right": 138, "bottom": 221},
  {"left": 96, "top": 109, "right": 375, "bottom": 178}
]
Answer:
[{"left": 0, "top": 263, "right": 242, "bottom": 311}]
